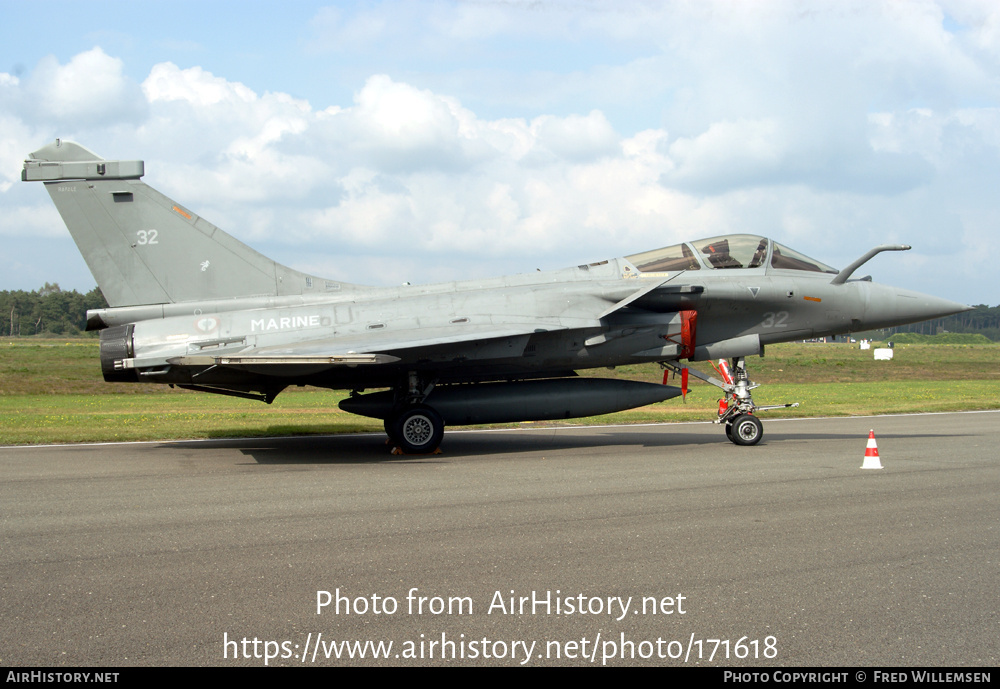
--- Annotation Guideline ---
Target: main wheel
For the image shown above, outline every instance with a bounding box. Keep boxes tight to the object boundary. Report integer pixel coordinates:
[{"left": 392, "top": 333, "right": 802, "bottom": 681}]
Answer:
[
  {"left": 729, "top": 414, "right": 763, "bottom": 446},
  {"left": 390, "top": 405, "right": 445, "bottom": 454}
]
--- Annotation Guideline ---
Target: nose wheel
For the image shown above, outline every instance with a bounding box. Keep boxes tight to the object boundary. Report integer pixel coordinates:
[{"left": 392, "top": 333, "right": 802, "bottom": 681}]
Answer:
[{"left": 727, "top": 414, "right": 763, "bottom": 446}]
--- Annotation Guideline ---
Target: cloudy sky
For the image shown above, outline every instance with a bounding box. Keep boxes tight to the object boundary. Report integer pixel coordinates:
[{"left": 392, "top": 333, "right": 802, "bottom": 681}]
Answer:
[{"left": 2, "top": 0, "right": 998, "bottom": 305}]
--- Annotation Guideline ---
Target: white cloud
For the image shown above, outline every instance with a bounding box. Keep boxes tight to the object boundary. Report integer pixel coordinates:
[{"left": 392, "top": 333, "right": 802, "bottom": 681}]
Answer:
[
  {"left": 18, "top": 47, "right": 146, "bottom": 126},
  {"left": 529, "top": 110, "right": 620, "bottom": 162},
  {"left": 0, "top": 202, "right": 66, "bottom": 239},
  {"left": 143, "top": 61, "right": 257, "bottom": 107},
  {"left": 666, "top": 118, "right": 787, "bottom": 191},
  {"left": 327, "top": 75, "right": 484, "bottom": 172},
  {"left": 0, "top": 115, "right": 37, "bottom": 193}
]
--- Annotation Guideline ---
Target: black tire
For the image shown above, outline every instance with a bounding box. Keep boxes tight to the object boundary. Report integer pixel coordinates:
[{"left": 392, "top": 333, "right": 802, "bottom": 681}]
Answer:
[
  {"left": 384, "top": 417, "right": 400, "bottom": 444},
  {"left": 730, "top": 414, "right": 763, "bottom": 446},
  {"left": 391, "top": 405, "right": 445, "bottom": 453},
  {"left": 725, "top": 422, "right": 734, "bottom": 441}
]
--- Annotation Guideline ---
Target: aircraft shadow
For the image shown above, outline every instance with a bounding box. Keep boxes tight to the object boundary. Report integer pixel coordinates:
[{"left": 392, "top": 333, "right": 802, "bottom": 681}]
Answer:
[
  {"left": 158, "top": 426, "right": 724, "bottom": 465},
  {"left": 157, "top": 426, "right": 968, "bottom": 465}
]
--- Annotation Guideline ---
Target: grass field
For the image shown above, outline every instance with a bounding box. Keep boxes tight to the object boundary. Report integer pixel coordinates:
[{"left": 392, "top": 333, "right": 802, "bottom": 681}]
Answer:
[{"left": 2, "top": 338, "right": 998, "bottom": 445}]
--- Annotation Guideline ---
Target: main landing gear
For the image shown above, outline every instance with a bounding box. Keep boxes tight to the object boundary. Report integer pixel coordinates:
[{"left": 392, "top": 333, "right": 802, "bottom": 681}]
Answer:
[
  {"left": 385, "top": 405, "right": 445, "bottom": 454},
  {"left": 663, "top": 357, "right": 798, "bottom": 446},
  {"left": 384, "top": 372, "right": 445, "bottom": 454}
]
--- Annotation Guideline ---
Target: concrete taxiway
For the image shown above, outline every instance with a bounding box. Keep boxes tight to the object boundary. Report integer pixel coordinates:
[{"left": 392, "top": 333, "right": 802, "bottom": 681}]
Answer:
[{"left": 1, "top": 412, "right": 997, "bottom": 666}]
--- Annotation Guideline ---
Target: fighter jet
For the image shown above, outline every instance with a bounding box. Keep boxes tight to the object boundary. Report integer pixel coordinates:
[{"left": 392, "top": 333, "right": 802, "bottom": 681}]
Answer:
[{"left": 23, "top": 140, "right": 970, "bottom": 452}]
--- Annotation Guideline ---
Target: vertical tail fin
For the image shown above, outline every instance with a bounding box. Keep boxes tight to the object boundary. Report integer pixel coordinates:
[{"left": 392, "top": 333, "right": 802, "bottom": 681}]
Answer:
[{"left": 24, "top": 140, "right": 355, "bottom": 307}]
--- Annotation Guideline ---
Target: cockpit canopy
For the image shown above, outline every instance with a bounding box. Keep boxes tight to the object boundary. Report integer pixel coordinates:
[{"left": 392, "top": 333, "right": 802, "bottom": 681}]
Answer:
[{"left": 625, "top": 235, "right": 837, "bottom": 274}]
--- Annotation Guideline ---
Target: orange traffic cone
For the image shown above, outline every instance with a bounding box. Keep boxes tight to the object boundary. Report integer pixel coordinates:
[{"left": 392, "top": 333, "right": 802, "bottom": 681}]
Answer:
[{"left": 861, "top": 429, "right": 882, "bottom": 470}]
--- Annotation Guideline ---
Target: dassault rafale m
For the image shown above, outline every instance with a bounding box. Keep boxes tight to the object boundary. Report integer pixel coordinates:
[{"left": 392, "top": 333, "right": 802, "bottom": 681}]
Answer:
[{"left": 23, "top": 140, "right": 970, "bottom": 452}]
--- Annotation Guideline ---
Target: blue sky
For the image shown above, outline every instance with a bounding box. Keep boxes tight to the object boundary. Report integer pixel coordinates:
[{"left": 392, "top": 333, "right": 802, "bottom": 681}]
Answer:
[{"left": 2, "top": 0, "right": 999, "bottom": 304}]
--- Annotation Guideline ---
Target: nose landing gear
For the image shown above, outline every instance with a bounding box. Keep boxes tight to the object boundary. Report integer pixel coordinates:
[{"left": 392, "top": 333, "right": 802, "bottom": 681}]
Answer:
[{"left": 663, "top": 357, "right": 798, "bottom": 446}]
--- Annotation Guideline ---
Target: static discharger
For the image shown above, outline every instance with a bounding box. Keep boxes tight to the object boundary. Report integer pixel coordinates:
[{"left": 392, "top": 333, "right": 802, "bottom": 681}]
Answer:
[{"left": 862, "top": 429, "right": 883, "bottom": 470}]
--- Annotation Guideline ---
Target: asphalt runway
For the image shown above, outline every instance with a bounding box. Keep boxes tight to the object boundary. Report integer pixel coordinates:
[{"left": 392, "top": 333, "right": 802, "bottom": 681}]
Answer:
[{"left": 2, "top": 411, "right": 997, "bottom": 667}]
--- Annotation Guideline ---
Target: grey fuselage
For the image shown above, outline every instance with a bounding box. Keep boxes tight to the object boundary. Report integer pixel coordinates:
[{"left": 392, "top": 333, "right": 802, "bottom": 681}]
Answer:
[{"left": 93, "top": 247, "right": 949, "bottom": 394}]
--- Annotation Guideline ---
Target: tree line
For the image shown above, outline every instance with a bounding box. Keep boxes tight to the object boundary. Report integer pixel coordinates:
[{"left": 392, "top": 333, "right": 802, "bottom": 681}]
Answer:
[
  {"left": 882, "top": 304, "right": 1000, "bottom": 342},
  {"left": 1, "top": 284, "right": 108, "bottom": 337}
]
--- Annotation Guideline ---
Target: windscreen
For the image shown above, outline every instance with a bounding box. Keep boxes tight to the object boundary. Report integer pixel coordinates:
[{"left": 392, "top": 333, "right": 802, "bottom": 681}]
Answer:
[{"left": 770, "top": 242, "right": 838, "bottom": 273}]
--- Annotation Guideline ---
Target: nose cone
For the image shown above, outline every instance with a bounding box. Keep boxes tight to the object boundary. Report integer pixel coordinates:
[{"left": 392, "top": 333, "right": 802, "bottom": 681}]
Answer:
[{"left": 863, "top": 284, "right": 971, "bottom": 331}]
